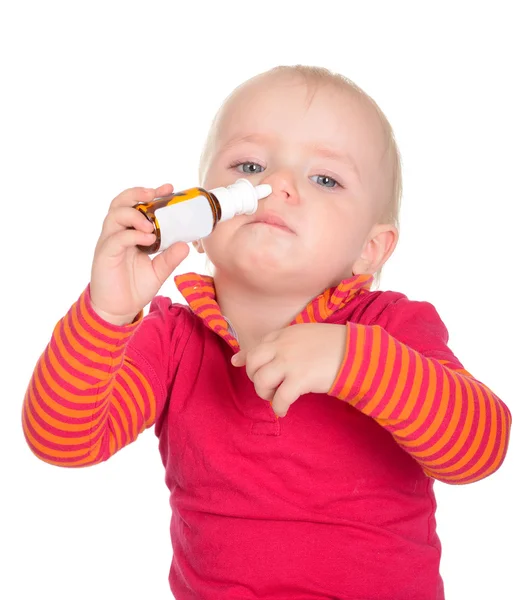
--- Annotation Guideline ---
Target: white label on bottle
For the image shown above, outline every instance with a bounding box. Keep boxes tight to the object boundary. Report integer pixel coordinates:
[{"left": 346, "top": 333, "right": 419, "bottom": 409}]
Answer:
[{"left": 155, "top": 195, "right": 214, "bottom": 251}]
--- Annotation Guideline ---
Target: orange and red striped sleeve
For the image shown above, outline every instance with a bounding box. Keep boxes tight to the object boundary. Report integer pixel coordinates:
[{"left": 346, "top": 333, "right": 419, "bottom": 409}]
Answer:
[
  {"left": 329, "top": 299, "right": 511, "bottom": 485},
  {"left": 22, "top": 286, "right": 162, "bottom": 468}
]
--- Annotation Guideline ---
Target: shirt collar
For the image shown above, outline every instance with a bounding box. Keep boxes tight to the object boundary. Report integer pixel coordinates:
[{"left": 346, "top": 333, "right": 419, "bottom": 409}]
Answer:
[{"left": 175, "top": 272, "right": 373, "bottom": 351}]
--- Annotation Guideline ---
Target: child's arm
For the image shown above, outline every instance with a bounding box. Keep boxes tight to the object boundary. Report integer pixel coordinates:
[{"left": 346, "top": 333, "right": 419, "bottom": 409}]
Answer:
[
  {"left": 22, "top": 285, "right": 187, "bottom": 467},
  {"left": 329, "top": 296, "right": 511, "bottom": 485},
  {"left": 22, "top": 183, "right": 191, "bottom": 467}
]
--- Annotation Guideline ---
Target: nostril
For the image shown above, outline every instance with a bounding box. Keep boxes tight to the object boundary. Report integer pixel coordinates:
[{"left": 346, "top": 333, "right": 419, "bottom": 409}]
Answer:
[{"left": 261, "top": 173, "right": 299, "bottom": 203}]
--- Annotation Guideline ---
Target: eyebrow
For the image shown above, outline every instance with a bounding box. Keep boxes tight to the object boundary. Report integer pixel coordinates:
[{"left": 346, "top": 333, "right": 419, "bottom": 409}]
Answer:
[
  {"left": 221, "top": 133, "right": 361, "bottom": 182},
  {"left": 221, "top": 133, "right": 274, "bottom": 150},
  {"left": 307, "top": 143, "right": 361, "bottom": 182}
]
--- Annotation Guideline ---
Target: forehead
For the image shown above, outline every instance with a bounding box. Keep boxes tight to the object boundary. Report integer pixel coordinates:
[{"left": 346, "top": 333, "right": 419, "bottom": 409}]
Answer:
[{"left": 214, "top": 74, "right": 387, "bottom": 167}]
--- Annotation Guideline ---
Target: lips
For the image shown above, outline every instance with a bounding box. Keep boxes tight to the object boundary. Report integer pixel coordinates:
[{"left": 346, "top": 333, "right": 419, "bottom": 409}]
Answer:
[{"left": 248, "top": 211, "right": 295, "bottom": 233}]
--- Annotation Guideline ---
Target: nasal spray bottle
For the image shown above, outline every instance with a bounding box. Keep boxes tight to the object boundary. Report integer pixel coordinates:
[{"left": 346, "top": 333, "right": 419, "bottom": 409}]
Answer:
[{"left": 133, "top": 178, "right": 272, "bottom": 254}]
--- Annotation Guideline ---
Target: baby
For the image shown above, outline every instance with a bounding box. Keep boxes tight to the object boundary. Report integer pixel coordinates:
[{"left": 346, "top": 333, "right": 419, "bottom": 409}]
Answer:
[{"left": 22, "top": 65, "right": 511, "bottom": 600}]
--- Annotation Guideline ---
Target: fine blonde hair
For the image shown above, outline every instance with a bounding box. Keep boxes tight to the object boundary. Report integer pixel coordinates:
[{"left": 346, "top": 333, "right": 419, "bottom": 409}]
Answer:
[{"left": 198, "top": 65, "right": 403, "bottom": 287}]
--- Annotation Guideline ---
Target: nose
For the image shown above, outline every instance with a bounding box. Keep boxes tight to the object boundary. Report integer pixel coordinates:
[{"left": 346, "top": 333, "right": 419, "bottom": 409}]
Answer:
[{"left": 260, "top": 169, "right": 300, "bottom": 206}]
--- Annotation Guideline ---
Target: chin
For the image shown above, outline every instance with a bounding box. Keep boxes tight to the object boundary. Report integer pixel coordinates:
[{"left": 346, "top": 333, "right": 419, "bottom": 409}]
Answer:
[
  {"left": 217, "top": 256, "right": 335, "bottom": 296},
  {"left": 209, "top": 251, "right": 289, "bottom": 286},
  {"left": 209, "top": 238, "right": 290, "bottom": 273},
  {"left": 205, "top": 238, "right": 338, "bottom": 292},
  {"left": 233, "top": 255, "right": 292, "bottom": 282}
]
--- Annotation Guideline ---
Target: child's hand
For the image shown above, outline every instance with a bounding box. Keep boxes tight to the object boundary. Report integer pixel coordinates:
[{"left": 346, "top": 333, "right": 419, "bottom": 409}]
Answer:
[
  {"left": 90, "top": 185, "right": 190, "bottom": 325},
  {"left": 231, "top": 323, "right": 347, "bottom": 417}
]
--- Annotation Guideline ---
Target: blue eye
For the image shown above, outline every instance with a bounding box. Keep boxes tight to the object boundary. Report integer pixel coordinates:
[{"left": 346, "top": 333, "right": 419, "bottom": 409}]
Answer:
[
  {"left": 232, "top": 162, "right": 264, "bottom": 174},
  {"left": 310, "top": 174, "right": 339, "bottom": 188}
]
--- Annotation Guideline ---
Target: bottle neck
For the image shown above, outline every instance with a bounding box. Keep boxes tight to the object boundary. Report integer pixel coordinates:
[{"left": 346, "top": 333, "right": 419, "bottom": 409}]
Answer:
[{"left": 210, "top": 184, "right": 258, "bottom": 221}]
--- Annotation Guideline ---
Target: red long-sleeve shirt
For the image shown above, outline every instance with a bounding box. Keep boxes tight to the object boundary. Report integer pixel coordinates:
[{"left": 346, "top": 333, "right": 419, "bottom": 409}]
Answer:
[{"left": 22, "top": 273, "right": 511, "bottom": 599}]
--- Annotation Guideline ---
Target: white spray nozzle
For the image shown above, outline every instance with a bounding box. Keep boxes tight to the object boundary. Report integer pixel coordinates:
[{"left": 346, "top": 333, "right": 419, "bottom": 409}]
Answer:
[
  {"left": 210, "top": 178, "right": 273, "bottom": 222},
  {"left": 255, "top": 183, "right": 272, "bottom": 200}
]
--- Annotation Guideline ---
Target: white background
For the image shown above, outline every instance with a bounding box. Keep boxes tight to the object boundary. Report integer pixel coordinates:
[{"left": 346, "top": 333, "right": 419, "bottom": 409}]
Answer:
[{"left": 1, "top": 1, "right": 525, "bottom": 598}]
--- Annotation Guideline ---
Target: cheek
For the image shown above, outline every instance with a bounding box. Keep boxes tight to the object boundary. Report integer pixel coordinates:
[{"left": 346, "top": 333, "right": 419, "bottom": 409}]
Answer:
[
  {"left": 304, "top": 208, "right": 343, "bottom": 246},
  {"left": 200, "top": 218, "right": 253, "bottom": 265},
  {"left": 201, "top": 221, "right": 235, "bottom": 254},
  {"left": 307, "top": 207, "right": 365, "bottom": 259}
]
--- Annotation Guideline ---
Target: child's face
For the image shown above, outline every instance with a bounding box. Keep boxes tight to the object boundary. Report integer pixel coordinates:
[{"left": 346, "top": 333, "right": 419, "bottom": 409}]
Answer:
[{"left": 199, "top": 74, "right": 393, "bottom": 292}]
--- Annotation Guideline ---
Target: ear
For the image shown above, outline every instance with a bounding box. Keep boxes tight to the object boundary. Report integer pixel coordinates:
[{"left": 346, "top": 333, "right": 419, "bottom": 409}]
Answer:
[
  {"left": 352, "top": 224, "right": 399, "bottom": 275},
  {"left": 192, "top": 239, "right": 205, "bottom": 254}
]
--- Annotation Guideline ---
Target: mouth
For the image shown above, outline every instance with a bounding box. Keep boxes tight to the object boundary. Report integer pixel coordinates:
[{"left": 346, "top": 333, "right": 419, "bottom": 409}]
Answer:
[{"left": 247, "top": 212, "right": 295, "bottom": 234}]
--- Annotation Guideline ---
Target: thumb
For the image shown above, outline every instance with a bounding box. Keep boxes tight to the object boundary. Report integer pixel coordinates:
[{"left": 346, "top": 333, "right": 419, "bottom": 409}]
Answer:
[
  {"left": 151, "top": 242, "right": 190, "bottom": 283},
  {"left": 231, "top": 350, "right": 247, "bottom": 366}
]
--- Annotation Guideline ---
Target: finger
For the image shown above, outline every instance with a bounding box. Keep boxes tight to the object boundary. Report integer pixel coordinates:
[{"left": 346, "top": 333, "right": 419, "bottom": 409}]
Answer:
[
  {"left": 109, "top": 187, "right": 156, "bottom": 210},
  {"left": 101, "top": 229, "right": 157, "bottom": 258},
  {"left": 151, "top": 241, "right": 190, "bottom": 285},
  {"left": 100, "top": 206, "right": 155, "bottom": 241},
  {"left": 244, "top": 342, "right": 277, "bottom": 382},
  {"left": 154, "top": 183, "right": 174, "bottom": 197},
  {"left": 271, "top": 379, "right": 302, "bottom": 418},
  {"left": 231, "top": 350, "right": 247, "bottom": 367},
  {"left": 252, "top": 361, "right": 285, "bottom": 401},
  {"left": 109, "top": 184, "right": 174, "bottom": 210},
  {"left": 261, "top": 330, "right": 282, "bottom": 344}
]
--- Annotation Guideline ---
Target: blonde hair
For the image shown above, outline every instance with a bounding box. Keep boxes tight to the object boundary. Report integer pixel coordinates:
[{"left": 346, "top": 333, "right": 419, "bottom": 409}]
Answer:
[{"left": 198, "top": 65, "right": 403, "bottom": 287}]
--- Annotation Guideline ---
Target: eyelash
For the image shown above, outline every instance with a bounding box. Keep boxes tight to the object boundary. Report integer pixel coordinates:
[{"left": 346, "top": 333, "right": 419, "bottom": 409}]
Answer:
[{"left": 227, "top": 161, "right": 344, "bottom": 190}]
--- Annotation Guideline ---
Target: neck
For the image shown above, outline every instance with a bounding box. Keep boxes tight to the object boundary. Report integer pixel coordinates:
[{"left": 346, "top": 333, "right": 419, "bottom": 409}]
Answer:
[{"left": 213, "top": 272, "right": 318, "bottom": 350}]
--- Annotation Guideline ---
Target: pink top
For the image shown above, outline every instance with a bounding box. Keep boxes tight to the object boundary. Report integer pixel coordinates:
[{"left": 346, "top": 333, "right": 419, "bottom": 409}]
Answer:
[{"left": 22, "top": 273, "right": 511, "bottom": 599}]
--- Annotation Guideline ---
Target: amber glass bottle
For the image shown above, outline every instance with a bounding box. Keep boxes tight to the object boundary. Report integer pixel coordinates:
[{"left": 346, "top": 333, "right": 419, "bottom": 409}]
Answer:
[{"left": 133, "top": 178, "right": 272, "bottom": 254}]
